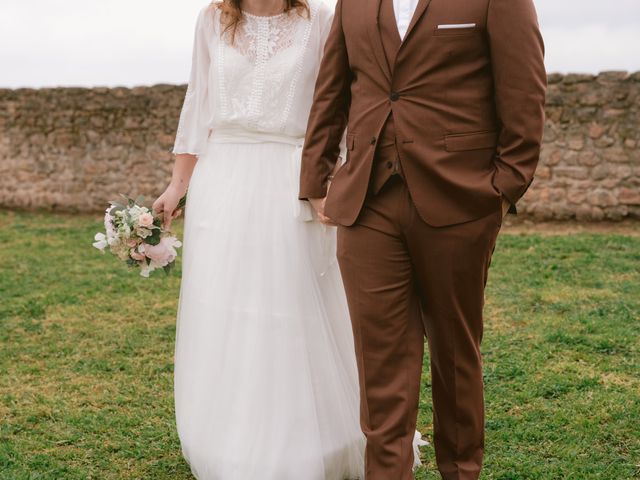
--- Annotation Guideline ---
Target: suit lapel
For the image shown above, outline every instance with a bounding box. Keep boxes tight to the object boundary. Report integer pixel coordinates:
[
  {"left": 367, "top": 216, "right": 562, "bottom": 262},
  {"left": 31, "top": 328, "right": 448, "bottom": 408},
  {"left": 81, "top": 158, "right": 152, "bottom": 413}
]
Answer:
[
  {"left": 366, "top": 0, "right": 392, "bottom": 84},
  {"left": 400, "top": 0, "right": 433, "bottom": 47}
]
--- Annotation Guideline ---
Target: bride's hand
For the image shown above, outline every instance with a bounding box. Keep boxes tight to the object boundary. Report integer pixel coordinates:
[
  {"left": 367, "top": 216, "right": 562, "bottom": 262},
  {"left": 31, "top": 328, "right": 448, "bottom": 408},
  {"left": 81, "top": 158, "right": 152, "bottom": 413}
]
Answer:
[
  {"left": 309, "top": 197, "right": 337, "bottom": 226},
  {"left": 153, "top": 185, "right": 185, "bottom": 230}
]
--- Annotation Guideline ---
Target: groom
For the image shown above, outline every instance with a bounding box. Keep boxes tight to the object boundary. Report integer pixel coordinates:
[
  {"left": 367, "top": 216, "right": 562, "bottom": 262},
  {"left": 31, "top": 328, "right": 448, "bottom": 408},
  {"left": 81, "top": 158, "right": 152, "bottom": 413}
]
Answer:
[{"left": 299, "top": 0, "right": 546, "bottom": 478}]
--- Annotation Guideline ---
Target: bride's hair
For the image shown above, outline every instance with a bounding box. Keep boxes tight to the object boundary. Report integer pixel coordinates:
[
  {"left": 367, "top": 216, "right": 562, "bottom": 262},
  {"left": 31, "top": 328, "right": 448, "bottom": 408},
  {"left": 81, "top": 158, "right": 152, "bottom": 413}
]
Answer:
[{"left": 214, "top": 0, "right": 310, "bottom": 42}]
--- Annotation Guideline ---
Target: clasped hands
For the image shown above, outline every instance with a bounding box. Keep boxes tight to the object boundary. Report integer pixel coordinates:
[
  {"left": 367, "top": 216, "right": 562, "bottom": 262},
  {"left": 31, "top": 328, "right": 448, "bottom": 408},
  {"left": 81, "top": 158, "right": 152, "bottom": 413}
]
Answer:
[
  {"left": 308, "top": 158, "right": 344, "bottom": 226},
  {"left": 309, "top": 196, "right": 336, "bottom": 226}
]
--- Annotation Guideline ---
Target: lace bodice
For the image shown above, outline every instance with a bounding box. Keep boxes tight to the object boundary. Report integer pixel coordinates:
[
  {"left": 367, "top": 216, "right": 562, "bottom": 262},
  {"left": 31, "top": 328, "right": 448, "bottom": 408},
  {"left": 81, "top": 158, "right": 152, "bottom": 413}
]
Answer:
[
  {"left": 231, "top": 12, "right": 297, "bottom": 64},
  {"left": 173, "top": 0, "right": 335, "bottom": 155}
]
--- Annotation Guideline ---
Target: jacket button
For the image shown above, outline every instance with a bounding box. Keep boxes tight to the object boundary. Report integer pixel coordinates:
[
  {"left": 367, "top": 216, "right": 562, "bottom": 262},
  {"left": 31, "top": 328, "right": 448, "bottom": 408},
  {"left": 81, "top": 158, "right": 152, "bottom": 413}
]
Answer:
[
  {"left": 370, "top": 137, "right": 377, "bottom": 145},
  {"left": 390, "top": 91, "right": 400, "bottom": 101},
  {"left": 386, "top": 161, "right": 393, "bottom": 169}
]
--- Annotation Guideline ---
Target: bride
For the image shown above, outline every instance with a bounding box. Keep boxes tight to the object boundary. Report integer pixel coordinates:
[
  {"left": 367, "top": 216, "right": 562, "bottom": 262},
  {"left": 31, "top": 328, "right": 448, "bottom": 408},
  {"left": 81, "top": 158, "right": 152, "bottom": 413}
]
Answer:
[{"left": 153, "top": 0, "right": 425, "bottom": 478}]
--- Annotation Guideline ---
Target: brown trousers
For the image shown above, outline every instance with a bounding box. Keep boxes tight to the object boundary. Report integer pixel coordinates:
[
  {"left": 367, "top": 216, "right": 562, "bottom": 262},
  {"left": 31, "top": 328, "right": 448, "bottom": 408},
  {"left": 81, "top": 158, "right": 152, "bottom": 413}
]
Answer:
[{"left": 336, "top": 117, "right": 503, "bottom": 480}]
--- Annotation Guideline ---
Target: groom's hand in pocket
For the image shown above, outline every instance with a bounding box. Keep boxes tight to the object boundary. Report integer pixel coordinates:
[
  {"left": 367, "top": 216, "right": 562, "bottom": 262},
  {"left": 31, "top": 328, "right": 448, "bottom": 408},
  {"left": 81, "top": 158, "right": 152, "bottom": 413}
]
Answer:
[{"left": 309, "top": 197, "right": 337, "bottom": 226}]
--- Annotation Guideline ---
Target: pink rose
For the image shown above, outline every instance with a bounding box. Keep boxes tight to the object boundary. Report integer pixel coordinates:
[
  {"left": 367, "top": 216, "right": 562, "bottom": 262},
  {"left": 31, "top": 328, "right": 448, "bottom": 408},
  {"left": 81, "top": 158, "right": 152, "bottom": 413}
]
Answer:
[
  {"left": 138, "top": 212, "right": 154, "bottom": 228},
  {"left": 141, "top": 236, "right": 181, "bottom": 267}
]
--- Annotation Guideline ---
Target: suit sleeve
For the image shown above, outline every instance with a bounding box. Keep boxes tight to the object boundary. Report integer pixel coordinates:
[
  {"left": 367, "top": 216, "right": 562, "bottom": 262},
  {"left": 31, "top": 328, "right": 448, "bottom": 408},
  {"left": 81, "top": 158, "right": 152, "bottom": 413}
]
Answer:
[
  {"left": 299, "top": 0, "right": 352, "bottom": 200},
  {"left": 487, "top": 0, "right": 547, "bottom": 212}
]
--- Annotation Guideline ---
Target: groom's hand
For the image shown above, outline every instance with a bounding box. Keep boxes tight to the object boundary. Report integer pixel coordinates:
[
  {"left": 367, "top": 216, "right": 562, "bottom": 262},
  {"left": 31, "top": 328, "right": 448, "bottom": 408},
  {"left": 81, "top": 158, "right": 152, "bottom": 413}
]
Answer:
[{"left": 309, "top": 197, "right": 337, "bottom": 226}]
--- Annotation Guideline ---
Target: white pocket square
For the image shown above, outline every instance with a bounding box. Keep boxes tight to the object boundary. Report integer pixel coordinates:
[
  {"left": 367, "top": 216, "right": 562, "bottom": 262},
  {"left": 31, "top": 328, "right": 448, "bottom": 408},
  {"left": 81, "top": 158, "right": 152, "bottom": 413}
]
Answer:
[{"left": 437, "top": 23, "right": 476, "bottom": 29}]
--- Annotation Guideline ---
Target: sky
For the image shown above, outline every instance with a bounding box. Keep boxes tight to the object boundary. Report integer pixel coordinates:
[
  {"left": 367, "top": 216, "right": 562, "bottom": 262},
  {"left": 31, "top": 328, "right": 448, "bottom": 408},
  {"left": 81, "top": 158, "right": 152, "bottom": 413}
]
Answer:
[{"left": 1, "top": 0, "right": 639, "bottom": 88}]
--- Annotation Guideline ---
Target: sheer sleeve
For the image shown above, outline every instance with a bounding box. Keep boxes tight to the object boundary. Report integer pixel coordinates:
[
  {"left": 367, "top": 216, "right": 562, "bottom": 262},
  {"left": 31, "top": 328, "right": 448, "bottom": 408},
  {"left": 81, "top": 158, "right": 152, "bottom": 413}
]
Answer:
[
  {"left": 172, "top": 6, "right": 214, "bottom": 156},
  {"left": 317, "top": 1, "right": 334, "bottom": 61}
]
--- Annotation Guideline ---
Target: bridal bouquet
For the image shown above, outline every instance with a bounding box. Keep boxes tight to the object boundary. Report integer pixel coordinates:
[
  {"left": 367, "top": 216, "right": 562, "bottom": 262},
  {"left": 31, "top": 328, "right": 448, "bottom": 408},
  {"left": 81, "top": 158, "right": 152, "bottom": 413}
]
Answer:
[{"left": 92, "top": 193, "right": 187, "bottom": 277}]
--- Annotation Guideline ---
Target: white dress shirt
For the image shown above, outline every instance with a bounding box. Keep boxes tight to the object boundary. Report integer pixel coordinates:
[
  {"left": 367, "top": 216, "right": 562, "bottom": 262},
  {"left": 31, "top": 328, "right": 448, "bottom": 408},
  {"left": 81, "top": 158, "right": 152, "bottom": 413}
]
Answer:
[{"left": 393, "top": 0, "right": 419, "bottom": 40}]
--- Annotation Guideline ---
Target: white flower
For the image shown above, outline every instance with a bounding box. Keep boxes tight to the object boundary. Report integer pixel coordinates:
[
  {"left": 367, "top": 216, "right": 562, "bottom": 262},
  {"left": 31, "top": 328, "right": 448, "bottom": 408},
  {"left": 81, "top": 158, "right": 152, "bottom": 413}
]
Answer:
[
  {"left": 92, "top": 232, "right": 108, "bottom": 251},
  {"left": 104, "top": 212, "right": 117, "bottom": 240},
  {"left": 127, "top": 205, "right": 143, "bottom": 223},
  {"left": 118, "top": 223, "right": 132, "bottom": 238},
  {"left": 137, "top": 212, "right": 154, "bottom": 228},
  {"left": 136, "top": 227, "right": 152, "bottom": 239},
  {"left": 140, "top": 262, "right": 154, "bottom": 278}
]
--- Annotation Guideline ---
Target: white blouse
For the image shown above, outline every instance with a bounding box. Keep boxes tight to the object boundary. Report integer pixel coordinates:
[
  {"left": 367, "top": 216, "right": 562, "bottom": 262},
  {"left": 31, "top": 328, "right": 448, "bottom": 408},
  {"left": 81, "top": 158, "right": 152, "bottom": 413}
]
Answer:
[{"left": 172, "top": 0, "right": 336, "bottom": 156}]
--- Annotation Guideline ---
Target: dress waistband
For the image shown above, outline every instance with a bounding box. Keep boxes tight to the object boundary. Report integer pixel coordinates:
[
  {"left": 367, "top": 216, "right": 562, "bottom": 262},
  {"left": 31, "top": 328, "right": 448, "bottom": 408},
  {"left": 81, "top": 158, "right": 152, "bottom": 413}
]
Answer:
[{"left": 208, "top": 128, "right": 305, "bottom": 147}]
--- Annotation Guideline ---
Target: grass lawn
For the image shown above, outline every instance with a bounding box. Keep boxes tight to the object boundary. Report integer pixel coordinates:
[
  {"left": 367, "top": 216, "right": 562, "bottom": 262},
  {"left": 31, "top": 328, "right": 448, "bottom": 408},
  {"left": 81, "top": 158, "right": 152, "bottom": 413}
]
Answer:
[{"left": 1, "top": 210, "right": 638, "bottom": 479}]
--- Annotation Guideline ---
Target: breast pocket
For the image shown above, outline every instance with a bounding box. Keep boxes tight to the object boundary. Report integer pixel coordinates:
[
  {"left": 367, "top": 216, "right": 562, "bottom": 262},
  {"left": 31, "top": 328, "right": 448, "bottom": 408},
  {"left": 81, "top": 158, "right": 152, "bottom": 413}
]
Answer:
[{"left": 433, "top": 24, "right": 479, "bottom": 37}]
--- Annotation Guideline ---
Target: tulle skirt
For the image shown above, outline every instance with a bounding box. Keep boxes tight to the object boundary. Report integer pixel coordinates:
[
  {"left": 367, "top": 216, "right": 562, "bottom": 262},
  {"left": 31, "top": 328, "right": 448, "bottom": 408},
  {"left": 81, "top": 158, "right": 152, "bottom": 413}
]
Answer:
[{"left": 173, "top": 138, "right": 367, "bottom": 479}]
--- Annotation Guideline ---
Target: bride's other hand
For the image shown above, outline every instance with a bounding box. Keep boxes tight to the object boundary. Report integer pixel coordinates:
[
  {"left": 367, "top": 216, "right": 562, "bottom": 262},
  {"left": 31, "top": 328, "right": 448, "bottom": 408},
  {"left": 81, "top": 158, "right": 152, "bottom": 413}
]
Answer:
[
  {"left": 153, "top": 185, "right": 184, "bottom": 230},
  {"left": 309, "top": 197, "right": 337, "bottom": 226}
]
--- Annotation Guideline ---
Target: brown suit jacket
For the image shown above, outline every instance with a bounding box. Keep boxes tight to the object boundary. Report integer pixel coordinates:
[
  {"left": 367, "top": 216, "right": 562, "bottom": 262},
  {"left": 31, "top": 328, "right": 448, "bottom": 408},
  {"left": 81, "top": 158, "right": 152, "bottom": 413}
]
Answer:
[{"left": 299, "top": 0, "right": 547, "bottom": 227}]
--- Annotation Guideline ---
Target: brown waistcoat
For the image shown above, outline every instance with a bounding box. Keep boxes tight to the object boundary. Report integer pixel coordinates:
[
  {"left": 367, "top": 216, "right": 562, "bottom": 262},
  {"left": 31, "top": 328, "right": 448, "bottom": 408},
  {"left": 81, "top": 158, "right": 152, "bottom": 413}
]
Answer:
[{"left": 369, "top": 0, "right": 406, "bottom": 195}]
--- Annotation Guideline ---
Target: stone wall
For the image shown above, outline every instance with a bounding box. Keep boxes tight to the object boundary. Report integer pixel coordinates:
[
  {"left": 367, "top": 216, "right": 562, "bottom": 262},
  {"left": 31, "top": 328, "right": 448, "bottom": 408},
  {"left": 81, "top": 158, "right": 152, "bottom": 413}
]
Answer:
[
  {"left": 0, "top": 72, "right": 639, "bottom": 220},
  {"left": 528, "top": 71, "right": 640, "bottom": 220},
  {"left": 0, "top": 85, "right": 182, "bottom": 213}
]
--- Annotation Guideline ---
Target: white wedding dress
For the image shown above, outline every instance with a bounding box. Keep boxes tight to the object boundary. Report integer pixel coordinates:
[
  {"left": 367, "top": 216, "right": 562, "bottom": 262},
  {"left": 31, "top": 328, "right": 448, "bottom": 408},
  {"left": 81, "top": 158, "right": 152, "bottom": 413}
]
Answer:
[{"left": 171, "top": 2, "right": 426, "bottom": 479}]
